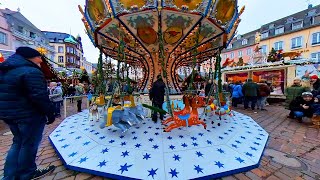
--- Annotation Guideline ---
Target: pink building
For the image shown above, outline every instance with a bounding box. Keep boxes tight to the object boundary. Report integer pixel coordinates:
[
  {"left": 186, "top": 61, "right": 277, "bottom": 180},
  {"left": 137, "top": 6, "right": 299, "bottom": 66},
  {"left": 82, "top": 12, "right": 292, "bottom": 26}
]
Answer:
[
  {"left": 0, "top": 9, "right": 14, "bottom": 53},
  {"left": 221, "top": 30, "right": 259, "bottom": 65}
]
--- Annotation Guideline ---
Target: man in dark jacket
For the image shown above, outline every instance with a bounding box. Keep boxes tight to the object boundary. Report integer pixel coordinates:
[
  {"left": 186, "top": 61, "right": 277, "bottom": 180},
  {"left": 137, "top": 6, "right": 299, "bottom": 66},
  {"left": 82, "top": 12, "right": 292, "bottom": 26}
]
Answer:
[
  {"left": 0, "top": 47, "right": 56, "bottom": 179},
  {"left": 149, "top": 75, "right": 165, "bottom": 123},
  {"left": 242, "top": 78, "right": 259, "bottom": 110},
  {"left": 205, "top": 80, "right": 212, "bottom": 96},
  {"left": 289, "top": 92, "right": 314, "bottom": 123}
]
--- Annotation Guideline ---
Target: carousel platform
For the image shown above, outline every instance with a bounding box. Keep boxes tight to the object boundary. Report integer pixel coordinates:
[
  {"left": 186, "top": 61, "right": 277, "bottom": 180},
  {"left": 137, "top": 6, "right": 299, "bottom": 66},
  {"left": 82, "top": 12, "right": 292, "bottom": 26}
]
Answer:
[{"left": 49, "top": 110, "right": 269, "bottom": 179}]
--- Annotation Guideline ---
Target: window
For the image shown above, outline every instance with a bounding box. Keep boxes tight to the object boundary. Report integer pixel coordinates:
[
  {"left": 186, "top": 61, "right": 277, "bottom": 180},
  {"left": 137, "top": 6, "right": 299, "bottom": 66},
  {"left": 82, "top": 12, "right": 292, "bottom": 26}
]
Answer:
[
  {"left": 58, "top": 56, "right": 64, "bottom": 63},
  {"left": 223, "top": 54, "right": 228, "bottom": 60},
  {"left": 312, "top": 32, "right": 320, "bottom": 45},
  {"left": 66, "top": 47, "right": 70, "bottom": 53},
  {"left": 58, "top": 46, "right": 64, "bottom": 53},
  {"left": 261, "top": 32, "right": 269, "bottom": 39},
  {"left": 315, "top": 15, "right": 320, "bottom": 24},
  {"left": 275, "top": 27, "right": 284, "bottom": 35},
  {"left": 17, "top": 26, "right": 24, "bottom": 33},
  {"left": 0, "top": 32, "right": 7, "bottom": 45},
  {"left": 58, "top": 39, "right": 64, "bottom": 43},
  {"left": 292, "top": 21, "right": 303, "bottom": 30},
  {"left": 230, "top": 52, "right": 234, "bottom": 59},
  {"left": 311, "top": 52, "right": 320, "bottom": 61},
  {"left": 274, "top": 41, "right": 284, "bottom": 51},
  {"left": 227, "top": 44, "right": 233, "bottom": 49},
  {"left": 269, "top": 24, "right": 275, "bottom": 29},
  {"left": 291, "top": 36, "right": 303, "bottom": 49},
  {"left": 238, "top": 50, "right": 243, "bottom": 57},
  {"left": 49, "top": 39, "right": 54, "bottom": 42},
  {"left": 261, "top": 45, "right": 267, "bottom": 54},
  {"left": 241, "top": 39, "right": 248, "bottom": 45},
  {"left": 247, "top": 48, "right": 252, "bottom": 55},
  {"left": 30, "top": 32, "right": 36, "bottom": 38}
]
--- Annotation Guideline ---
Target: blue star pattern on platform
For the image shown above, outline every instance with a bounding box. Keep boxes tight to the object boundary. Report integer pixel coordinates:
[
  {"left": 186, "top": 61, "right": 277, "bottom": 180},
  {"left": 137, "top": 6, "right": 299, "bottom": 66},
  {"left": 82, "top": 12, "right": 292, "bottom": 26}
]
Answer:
[
  {"left": 121, "top": 151, "right": 129, "bottom": 158},
  {"left": 143, "top": 153, "right": 151, "bottom": 160},
  {"left": 101, "top": 148, "right": 109, "bottom": 154},
  {"left": 78, "top": 157, "right": 88, "bottom": 164},
  {"left": 148, "top": 168, "right": 158, "bottom": 179},
  {"left": 98, "top": 160, "right": 107, "bottom": 168},
  {"left": 194, "top": 165, "right": 204, "bottom": 174},
  {"left": 119, "top": 163, "right": 133, "bottom": 174},
  {"left": 49, "top": 110, "right": 269, "bottom": 179},
  {"left": 215, "top": 161, "right": 224, "bottom": 168},
  {"left": 169, "top": 168, "right": 179, "bottom": 178},
  {"left": 173, "top": 154, "right": 181, "bottom": 161}
]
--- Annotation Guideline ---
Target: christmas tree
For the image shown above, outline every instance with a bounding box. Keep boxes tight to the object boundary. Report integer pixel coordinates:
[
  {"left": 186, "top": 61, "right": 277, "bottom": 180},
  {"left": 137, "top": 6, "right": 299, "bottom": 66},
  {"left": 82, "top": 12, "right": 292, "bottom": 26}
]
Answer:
[{"left": 267, "top": 48, "right": 277, "bottom": 62}]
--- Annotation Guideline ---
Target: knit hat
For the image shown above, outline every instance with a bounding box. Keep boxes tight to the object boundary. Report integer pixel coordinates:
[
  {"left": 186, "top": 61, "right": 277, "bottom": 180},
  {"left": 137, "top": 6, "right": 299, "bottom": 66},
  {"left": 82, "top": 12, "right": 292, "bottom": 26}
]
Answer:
[
  {"left": 293, "top": 77, "right": 301, "bottom": 81},
  {"left": 16, "top": 47, "right": 42, "bottom": 59},
  {"left": 302, "top": 92, "right": 313, "bottom": 97},
  {"left": 310, "top": 75, "right": 318, "bottom": 80}
]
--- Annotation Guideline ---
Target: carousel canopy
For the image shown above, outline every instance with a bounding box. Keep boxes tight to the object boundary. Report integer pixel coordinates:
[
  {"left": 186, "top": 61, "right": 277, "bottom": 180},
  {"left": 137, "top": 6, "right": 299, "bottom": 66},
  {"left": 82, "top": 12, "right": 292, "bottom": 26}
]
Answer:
[{"left": 79, "top": 0, "right": 244, "bottom": 92}]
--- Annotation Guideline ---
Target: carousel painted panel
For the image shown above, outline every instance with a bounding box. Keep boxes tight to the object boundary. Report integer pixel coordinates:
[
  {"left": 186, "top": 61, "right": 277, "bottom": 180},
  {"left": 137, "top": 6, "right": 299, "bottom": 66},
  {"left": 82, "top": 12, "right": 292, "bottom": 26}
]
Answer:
[
  {"left": 85, "top": 0, "right": 111, "bottom": 28},
  {"left": 210, "top": 0, "right": 237, "bottom": 27},
  {"left": 161, "top": 9, "right": 201, "bottom": 52},
  {"left": 119, "top": 10, "right": 159, "bottom": 53}
]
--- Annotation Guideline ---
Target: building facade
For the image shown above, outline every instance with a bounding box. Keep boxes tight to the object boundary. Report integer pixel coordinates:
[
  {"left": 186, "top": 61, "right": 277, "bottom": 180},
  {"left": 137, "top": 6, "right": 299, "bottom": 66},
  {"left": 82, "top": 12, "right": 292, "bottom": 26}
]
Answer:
[
  {"left": 82, "top": 57, "right": 93, "bottom": 73},
  {"left": 0, "top": 8, "right": 55, "bottom": 63},
  {"left": 221, "top": 30, "right": 260, "bottom": 64},
  {"left": 221, "top": 4, "right": 320, "bottom": 66},
  {"left": 259, "top": 4, "right": 320, "bottom": 60},
  {"left": 43, "top": 31, "right": 89, "bottom": 70}
]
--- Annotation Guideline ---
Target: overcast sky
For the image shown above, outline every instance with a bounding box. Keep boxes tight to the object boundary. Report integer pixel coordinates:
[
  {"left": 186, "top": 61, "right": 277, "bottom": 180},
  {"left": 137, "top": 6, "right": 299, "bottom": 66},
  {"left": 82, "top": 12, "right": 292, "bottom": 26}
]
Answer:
[{"left": 1, "top": 0, "right": 319, "bottom": 63}]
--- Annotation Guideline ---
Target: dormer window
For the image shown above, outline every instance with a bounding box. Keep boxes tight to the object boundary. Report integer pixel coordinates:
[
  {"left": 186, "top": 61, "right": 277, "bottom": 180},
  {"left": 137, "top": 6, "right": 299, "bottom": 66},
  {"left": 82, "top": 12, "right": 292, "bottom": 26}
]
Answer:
[
  {"left": 315, "top": 15, "right": 320, "bottom": 24},
  {"left": 292, "top": 21, "right": 303, "bottom": 30},
  {"left": 227, "top": 44, "right": 233, "bottom": 49},
  {"left": 287, "top": 17, "right": 294, "bottom": 23},
  {"left": 269, "top": 24, "right": 275, "bottom": 29},
  {"left": 261, "top": 31, "right": 269, "bottom": 39},
  {"left": 30, "top": 32, "right": 36, "bottom": 39},
  {"left": 275, "top": 26, "right": 284, "bottom": 35},
  {"left": 241, "top": 39, "right": 248, "bottom": 45},
  {"left": 308, "top": 9, "right": 316, "bottom": 17}
]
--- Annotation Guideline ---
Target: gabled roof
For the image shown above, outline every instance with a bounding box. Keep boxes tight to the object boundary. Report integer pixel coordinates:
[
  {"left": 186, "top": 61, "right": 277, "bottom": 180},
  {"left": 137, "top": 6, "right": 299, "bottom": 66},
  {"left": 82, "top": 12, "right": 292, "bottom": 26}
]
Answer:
[
  {"left": 222, "top": 29, "right": 259, "bottom": 52},
  {"left": 0, "top": 8, "right": 43, "bottom": 35},
  {"left": 260, "top": 4, "right": 320, "bottom": 39}
]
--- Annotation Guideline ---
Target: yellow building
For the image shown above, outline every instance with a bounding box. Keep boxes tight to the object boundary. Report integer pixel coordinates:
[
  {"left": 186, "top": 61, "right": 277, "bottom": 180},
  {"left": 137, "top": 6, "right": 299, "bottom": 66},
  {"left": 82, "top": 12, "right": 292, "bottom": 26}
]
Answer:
[{"left": 258, "top": 4, "right": 320, "bottom": 60}]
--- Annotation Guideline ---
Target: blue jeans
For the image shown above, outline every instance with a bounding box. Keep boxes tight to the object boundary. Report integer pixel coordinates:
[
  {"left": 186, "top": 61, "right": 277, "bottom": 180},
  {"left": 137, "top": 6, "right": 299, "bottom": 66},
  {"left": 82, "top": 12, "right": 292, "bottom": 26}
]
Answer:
[
  {"left": 257, "top": 97, "right": 267, "bottom": 109},
  {"left": 4, "top": 117, "right": 46, "bottom": 180},
  {"left": 53, "top": 101, "right": 62, "bottom": 117},
  {"left": 293, "top": 111, "right": 304, "bottom": 118}
]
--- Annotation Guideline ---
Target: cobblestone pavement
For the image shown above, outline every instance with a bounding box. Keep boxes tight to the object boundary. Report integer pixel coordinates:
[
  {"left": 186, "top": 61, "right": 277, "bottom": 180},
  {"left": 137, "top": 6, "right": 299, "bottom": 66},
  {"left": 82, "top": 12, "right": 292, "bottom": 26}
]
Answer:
[{"left": 1, "top": 102, "right": 320, "bottom": 180}]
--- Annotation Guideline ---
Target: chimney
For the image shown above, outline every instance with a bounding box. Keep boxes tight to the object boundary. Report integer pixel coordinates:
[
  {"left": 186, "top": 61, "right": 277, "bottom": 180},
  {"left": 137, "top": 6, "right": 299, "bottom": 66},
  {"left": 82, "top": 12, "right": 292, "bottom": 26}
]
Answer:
[{"left": 308, "top": 4, "right": 313, "bottom": 9}]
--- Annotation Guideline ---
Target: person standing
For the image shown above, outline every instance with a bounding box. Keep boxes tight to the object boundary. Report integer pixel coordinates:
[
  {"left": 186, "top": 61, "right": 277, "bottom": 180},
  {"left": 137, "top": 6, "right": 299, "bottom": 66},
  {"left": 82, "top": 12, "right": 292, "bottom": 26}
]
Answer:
[
  {"left": 205, "top": 80, "right": 212, "bottom": 96},
  {"left": 257, "top": 80, "right": 271, "bottom": 111},
  {"left": 242, "top": 78, "right": 259, "bottom": 110},
  {"left": 149, "top": 75, "right": 165, "bottom": 123},
  {"left": 49, "top": 82, "right": 63, "bottom": 117},
  {"left": 67, "top": 84, "right": 76, "bottom": 103},
  {"left": 231, "top": 81, "right": 243, "bottom": 107},
  {"left": 0, "top": 47, "right": 56, "bottom": 179},
  {"left": 75, "top": 81, "right": 84, "bottom": 112}
]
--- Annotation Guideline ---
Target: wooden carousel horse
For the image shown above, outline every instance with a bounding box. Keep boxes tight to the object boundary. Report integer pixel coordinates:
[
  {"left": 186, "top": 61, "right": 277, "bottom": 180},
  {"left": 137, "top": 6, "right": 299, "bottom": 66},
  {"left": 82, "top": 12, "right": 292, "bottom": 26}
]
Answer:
[
  {"left": 162, "top": 95, "right": 191, "bottom": 125},
  {"left": 163, "top": 95, "right": 206, "bottom": 132}
]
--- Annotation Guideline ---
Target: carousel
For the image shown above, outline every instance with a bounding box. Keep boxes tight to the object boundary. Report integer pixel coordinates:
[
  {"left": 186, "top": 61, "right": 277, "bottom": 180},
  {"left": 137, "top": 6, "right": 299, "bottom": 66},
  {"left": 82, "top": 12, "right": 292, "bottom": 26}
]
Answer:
[{"left": 49, "top": 0, "right": 269, "bottom": 179}]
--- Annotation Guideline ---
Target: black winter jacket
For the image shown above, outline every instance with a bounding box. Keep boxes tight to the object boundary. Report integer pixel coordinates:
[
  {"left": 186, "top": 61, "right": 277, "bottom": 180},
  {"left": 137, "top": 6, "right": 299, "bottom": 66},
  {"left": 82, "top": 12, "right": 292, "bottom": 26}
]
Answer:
[
  {"left": 289, "top": 96, "right": 314, "bottom": 117},
  {"left": 0, "top": 54, "right": 55, "bottom": 122},
  {"left": 149, "top": 79, "right": 165, "bottom": 104}
]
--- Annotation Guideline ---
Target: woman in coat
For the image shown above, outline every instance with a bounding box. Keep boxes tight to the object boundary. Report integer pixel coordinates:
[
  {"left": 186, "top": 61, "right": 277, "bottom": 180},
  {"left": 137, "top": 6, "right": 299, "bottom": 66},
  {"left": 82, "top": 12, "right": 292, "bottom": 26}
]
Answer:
[{"left": 231, "top": 81, "right": 243, "bottom": 107}]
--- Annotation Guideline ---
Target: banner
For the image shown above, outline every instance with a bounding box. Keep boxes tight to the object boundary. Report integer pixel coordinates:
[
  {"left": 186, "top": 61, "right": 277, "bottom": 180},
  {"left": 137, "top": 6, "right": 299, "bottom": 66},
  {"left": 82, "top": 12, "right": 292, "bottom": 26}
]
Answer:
[
  {"left": 253, "top": 70, "right": 285, "bottom": 95},
  {"left": 296, "top": 64, "right": 320, "bottom": 81},
  {"left": 225, "top": 73, "right": 248, "bottom": 83}
]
